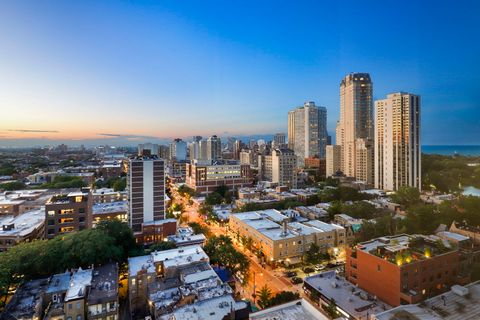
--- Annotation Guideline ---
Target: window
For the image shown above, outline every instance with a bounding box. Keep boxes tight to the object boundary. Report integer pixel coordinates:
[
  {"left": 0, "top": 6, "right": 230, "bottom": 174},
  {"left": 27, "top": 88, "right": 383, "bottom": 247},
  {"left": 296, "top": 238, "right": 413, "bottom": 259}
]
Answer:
[
  {"left": 79, "top": 207, "right": 85, "bottom": 213},
  {"left": 377, "top": 265, "right": 381, "bottom": 272},
  {"left": 68, "top": 303, "right": 73, "bottom": 310}
]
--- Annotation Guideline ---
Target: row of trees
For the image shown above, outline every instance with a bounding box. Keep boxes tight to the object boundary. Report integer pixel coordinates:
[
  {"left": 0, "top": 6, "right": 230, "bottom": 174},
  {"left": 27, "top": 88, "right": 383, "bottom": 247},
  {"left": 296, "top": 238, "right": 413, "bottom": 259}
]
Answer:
[
  {"left": 203, "top": 235, "right": 249, "bottom": 283},
  {"left": 255, "top": 285, "right": 300, "bottom": 309},
  {"left": 95, "top": 176, "right": 126, "bottom": 191}
]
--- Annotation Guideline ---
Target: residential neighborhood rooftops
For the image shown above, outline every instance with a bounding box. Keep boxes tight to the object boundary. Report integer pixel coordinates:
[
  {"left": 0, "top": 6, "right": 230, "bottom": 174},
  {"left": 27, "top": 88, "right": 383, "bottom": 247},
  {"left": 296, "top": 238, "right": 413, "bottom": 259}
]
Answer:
[
  {"left": 305, "top": 271, "right": 391, "bottom": 319},
  {"left": 374, "top": 281, "right": 480, "bottom": 320}
]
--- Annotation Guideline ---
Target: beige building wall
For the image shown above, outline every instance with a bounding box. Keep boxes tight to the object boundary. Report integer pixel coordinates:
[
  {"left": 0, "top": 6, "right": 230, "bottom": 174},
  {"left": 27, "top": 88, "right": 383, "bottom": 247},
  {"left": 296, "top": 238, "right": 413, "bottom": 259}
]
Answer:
[
  {"left": 375, "top": 92, "right": 421, "bottom": 191},
  {"left": 338, "top": 73, "right": 373, "bottom": 180},
  {"left": 326, "top": 145, "right": 342, "bottom": 177}
]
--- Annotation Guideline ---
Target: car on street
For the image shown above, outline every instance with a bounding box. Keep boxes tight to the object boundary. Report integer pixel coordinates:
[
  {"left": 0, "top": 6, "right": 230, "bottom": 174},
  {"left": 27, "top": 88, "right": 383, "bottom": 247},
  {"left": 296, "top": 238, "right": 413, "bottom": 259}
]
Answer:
[
  {"left": 291, "top": 277, "right": 303, "bottom": 284},
  {"left": 284, "top": 271, "right": 297, "bottom": 278}
]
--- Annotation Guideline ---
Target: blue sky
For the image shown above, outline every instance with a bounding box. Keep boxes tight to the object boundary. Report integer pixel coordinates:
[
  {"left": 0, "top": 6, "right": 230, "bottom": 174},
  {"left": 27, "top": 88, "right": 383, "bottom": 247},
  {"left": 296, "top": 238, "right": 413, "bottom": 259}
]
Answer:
[{"left": 0, "top": 0, "right": 479, "bottom": 146}]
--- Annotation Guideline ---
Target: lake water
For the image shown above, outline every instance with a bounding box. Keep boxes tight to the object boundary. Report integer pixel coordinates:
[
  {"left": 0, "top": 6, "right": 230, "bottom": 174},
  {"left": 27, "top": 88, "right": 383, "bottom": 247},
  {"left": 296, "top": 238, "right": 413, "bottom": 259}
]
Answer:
[{"left": 463, "top": 186, "right": 480, "bottom": 197}]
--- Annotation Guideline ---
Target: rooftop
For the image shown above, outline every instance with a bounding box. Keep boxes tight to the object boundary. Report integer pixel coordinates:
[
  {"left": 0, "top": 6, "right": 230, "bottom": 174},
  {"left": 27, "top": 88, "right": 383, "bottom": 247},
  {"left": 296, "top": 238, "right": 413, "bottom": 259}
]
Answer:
[
  {"left": 305, "top": 271, "right": 391, "bottom": 319},
  {"left": 65, "top": 267, "right": 93, "bottom": 301},
  {"left": 2, "top": 278, "right": 49, "bottom": 319},
  {"left": 249, "top": 299, "right": 328, "bottom": 320},
  {"left": 88, "top": 263, "right": 118, "bottom": 304},
  {"left": 92, "top": 201, "right": 128, "bottom": 215},
  {"left": 158, "top": 294, "right": 236, "bottom": 320},
  {"left": 374, "top": 281, "right": 480, "bottom": 320},
  {"left": 355, "top": 234, "right": 455, "bottom": 266},
  {"left": 0, "top": 209, "right": 45, "bottom": 238}
]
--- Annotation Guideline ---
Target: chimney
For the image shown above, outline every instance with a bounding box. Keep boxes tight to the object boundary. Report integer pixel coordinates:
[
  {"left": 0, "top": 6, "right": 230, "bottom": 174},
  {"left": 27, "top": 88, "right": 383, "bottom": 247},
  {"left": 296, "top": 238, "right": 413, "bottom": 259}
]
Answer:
[{"left": 282, "top": 219, "right": 288, "bottom": 236}]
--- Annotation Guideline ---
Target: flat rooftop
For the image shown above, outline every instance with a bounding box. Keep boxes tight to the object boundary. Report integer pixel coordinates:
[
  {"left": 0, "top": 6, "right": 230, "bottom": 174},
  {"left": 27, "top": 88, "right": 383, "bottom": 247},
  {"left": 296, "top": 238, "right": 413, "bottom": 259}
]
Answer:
[
  {"left": 374, "top": 281, "right": 480, "bottom": 320},
  {"left": 0, "top": 209, "right": 45, "bottom": 238},
  {"left": 65, "top": 268, "right": 93, "bottom": 302},
  {"left": 158, "top": 294, "right": 236, "bottom": 320},
  {"left": 305, "top": 271, "right": 391, "bottom": 319},
  {"left": 304, "top": 220, "right": 344, "bottom": 232},
  {"left": 88, "top": 263, "right": 118, "bottom": 304},
  {"left": 92, "top": 201, "right": 128, "bottom": 215},
  {"left": 249, "top": 299, "right": 329, "bottom": 320}
]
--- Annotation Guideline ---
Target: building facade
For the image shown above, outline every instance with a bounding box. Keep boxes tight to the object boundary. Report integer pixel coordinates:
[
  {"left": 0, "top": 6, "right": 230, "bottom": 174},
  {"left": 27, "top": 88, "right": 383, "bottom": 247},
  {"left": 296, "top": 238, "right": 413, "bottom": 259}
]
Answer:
[
  {"left": 288, "top": 101, "right": 328, "bottom": 167},
  {"left": 326, "top": 145, "right": 342, "bottom": 177},
  {"left": 375, "top": 92, "right": 421, "bottom": 191},
  {"left": 169, "top": 138, "right": 187, "bottom": 161},
  {"left": 206, "top": 135, "right": 222, "bottom": 161},
  {"left": 127, "top": 155, "right": 165, "bottom": 233},
  {"left": 336, "top": 73, "right": 374, "bottom": 182},
  {"left": 45, "top": 189, "right": 93, "bottom": 239},
  {"left": 346, "top": 234, "right": 462, "bottom": 306},
  {"left": 185, "top": 160, "right": 253, "bottom": 194}
]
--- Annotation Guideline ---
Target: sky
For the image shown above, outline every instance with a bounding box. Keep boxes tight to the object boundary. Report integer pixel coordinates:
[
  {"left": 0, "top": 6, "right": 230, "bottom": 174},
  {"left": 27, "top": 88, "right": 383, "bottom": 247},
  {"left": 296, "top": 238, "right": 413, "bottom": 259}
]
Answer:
[{"left": 0, "top": 0, "right": 479, "bottom": 147}]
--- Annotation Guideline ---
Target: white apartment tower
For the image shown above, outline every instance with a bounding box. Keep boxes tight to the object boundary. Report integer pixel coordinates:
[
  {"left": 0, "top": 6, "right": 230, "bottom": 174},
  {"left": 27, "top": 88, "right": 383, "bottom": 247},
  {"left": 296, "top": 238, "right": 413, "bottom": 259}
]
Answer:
[
  {"left": 206, "top": 135, "right": 222, "bottom": 161},
  {"left": 169, "top": 138, "right": 187, "bottom": 161},
  {"left": 288, "top": 102, "right": 328, "bottom": 167},
  {"left": 375, "top": 92, "right": 421, "bottom": 191},
  {"left": 336, "top": 73, "right": 374, "bottom": 182},
  {"left": 128, "top": 152, "right": 165, "bottom": 233}
]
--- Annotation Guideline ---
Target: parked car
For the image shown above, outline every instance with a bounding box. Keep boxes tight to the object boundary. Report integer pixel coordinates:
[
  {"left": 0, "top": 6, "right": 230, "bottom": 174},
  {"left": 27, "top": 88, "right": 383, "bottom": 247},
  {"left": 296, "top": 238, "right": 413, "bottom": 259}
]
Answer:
[
  {"left": 291, "top": 277, "right": 303, "bottom": 284},
  {"left": 314, "top": 264, "right": 326, "bottom": 272},
  {"left": 303, "top": 267, "right": 314, "bottom": 274},
  {"left": 284, "top": 271, "right": 297, "bottom": 278}
]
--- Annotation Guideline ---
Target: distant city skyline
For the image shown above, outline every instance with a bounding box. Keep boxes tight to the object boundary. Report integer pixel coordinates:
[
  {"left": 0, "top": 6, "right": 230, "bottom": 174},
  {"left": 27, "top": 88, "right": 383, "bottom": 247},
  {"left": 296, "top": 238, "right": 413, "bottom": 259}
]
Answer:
[{"left": 1, "top": 1, "right": 479, "bottom": 146}]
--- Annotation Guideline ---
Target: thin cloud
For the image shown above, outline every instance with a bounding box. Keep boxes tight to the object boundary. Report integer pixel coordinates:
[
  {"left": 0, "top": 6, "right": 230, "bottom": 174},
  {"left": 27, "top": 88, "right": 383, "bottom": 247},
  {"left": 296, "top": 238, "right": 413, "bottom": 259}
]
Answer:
[
  {"left": 97, "top": 133, "right": 159, "bottom": 140},
  {"left": 8, "top": 129, "right": 59, "bottom": 133}
]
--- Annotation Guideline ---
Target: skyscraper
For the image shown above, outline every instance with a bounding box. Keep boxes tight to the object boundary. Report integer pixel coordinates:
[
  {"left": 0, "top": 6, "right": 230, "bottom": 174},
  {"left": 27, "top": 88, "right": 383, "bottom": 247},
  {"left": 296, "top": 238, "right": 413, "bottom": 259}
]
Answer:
[
  {"left": 206, "top": 135, "right": 222, "bottom": 161},
  {"left": 128, "top": 151, "right": 165, "bottom": 233},
  {"left": 272, "top": 133, "right": 286, "bottom": 148},
  {"left": 336, "top": 73, "right": 374, "bottom": 182},
  {"left": 169, "top": 138, "right": 187, "bottom": 161},
  {"left": 288, "top": 101, "right": 328, "bottom": 167},
  {"left": 374, "top": 92, "right": 421, "bottom": 191}
]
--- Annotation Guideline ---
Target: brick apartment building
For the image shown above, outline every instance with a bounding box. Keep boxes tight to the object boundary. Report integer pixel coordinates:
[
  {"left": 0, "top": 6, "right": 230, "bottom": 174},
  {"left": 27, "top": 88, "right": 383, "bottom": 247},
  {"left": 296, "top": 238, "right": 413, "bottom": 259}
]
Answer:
[
  {"left": 45, "top": 189, "right": 93, "bottom": 239},
  {"left": 185, "top": 159, "right": 253, "bottom": 194},
  {"left": 345, "top": 234, "right": 465, "bottom": 307}
]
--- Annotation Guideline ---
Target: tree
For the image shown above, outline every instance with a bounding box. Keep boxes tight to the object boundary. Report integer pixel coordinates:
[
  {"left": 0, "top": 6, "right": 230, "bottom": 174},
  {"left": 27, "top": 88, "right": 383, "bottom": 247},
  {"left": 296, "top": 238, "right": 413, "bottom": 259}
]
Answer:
[
  {"left": 342, "top": 201, "right": 377, "bottom": 219},
  {"left": 112, "top": 177, "right": 126, "bottom": 191},
  {"left": 0, "top": 181, "right": 25, "bottom": 191},
  {"left": 256, "top": 284, "right": 272, "bottom": 309},
  {"left": 188, "top": 222, "right": 212, "bottom": 237},
  {"left": 304, "top": 243, "right": 322, "bottom": 265},
  {"left": 268, "top": 291, "right": 300, "bottom": 307},
  {"left": 204, "top": 235, "right": 249, "bottom": 281},
  {"left": 327, "top": 201, "right": 343, "bottom": 221},
  {"left": 148, "top": 241, "right": 177, "bottom": 252},
  {"left": 95, "top": 220, "right": 137, "bottom": 260},
  {"left": 205, "top": 192, "right": 223, "bottom": 205},
  {"left": 215, "top": 185, "right": 229, "bottom": 198},
  {"left": 391, "top": 186, "right": 421, "bottom": 208}
]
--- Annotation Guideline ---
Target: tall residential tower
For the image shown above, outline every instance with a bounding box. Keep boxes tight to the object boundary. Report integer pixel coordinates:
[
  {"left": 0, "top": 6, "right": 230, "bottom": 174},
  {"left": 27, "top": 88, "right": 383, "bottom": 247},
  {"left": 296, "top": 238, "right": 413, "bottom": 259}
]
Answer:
[
  {"left": 288, "top": 101, "right": 328, "bottom": 167},
  {"left": 336, "top": 73, "right": 374, "bottom": 184},
  {"left": 374, "top": 92, "right": 421, "bottom": 191}
]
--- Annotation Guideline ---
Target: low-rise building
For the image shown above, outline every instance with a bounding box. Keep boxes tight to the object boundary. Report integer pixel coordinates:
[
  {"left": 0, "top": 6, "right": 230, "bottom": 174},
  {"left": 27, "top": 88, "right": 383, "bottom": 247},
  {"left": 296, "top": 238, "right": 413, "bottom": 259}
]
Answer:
[
  {"left": 92, "top": 201, "right": 128, "bottom": 227},
  {"left": 0, "top": 209, "right": 45, "bottom": 251},
  {"left": 137, "top": 218, "right": 177, "bottom": 245},
  {"left": 167, "top": 226, "right": 207, "bottom": 247},
  {"left": 44, "top": 189, "right": 93, "bottom": 239},
  {"left": 450, "top": 221, "right": 480, "bottom": 245},
  {"left": 346, "top": 234, "right": 465, "bottom": 307},
  {"left": 374, "top": 281, "right": 480, "bottom": 320},
  {"left": 304, "top": 270, "right": 391, "bottom": 320},
  {"left": 3, "top": 263, "right": 119, "bottom": 320},
  {"left": 229, "top": 210, "right": 346, "bottom": 265},
  {"left": 91, "top": 188, "right": 127, "bottom": 203},
  {"left": 185, "top": 159, "right": 253, "bottom": 194},
  {"left": 127, "top": 245, "right": 247, "bottom": 319},
  {"left": 249, "top": 298, "right": 328, "bottom": 320}
]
